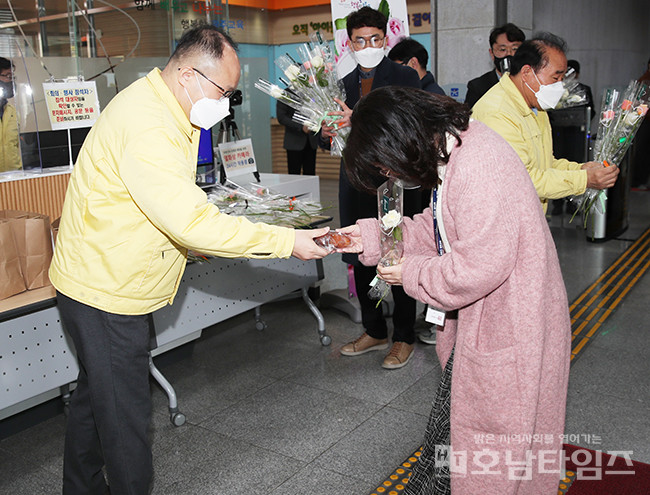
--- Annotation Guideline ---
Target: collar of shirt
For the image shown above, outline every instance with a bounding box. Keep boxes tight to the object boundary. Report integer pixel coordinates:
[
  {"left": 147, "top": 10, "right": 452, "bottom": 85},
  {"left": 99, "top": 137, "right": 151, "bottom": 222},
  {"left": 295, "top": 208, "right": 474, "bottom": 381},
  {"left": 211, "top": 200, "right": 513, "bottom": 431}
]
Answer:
[
  {"left": 359, "top": 66, "right": 378, "bottom": 79},
  {"left": 500, "top": 72, "right": 539, "bottom": 119},
  {"left": 146, "top": 68, "right": 195, "bottom": 139}
]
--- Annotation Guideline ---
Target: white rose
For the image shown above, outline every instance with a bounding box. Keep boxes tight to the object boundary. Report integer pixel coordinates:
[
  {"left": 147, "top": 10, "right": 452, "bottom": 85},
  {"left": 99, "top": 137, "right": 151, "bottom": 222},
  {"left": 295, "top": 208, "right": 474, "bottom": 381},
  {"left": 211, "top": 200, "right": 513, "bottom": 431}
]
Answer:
[
  {"left": 381, "top": 210, "right": 401, "bottom": 230},
  {"left": 624, "top": 111, "right": 641, "bottom": 126},
  {"left": 310, "top": 55, "right": 324, "bottom": 68},
  {"left": 270, "top": 86, "right": 284, "bottom": 99},
  {"left": 284, "top": 65, "right": 301, "bottom": 81}
]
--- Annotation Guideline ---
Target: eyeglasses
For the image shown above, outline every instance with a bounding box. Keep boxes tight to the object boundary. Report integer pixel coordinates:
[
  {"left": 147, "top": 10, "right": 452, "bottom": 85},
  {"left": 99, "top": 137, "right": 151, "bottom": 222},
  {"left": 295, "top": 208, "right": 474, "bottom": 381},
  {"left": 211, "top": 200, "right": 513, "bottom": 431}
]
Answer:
[
  {"left": 351, "top": 35, "right": 385, "bottom": 49},
  {"left": 0, "top": 71, "right": 13, "bottom": 81},
  {"left": 492, "top": 44, "right": 520, "bottom": 57},
  {"left": 192, "top": 67, "right": 235, "bottom": 98}
]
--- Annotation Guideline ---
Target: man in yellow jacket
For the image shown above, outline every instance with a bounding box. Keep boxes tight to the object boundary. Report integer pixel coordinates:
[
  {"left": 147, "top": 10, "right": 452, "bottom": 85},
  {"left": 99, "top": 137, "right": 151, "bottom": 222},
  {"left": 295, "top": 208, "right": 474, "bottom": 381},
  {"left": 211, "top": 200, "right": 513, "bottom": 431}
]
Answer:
[
  {"left": 472, "top": 33, "right": 618, "bottom": 213},
  {"left": 49, "top": 26, "right": 329, "bottom": 495},
  {"left": 0, "top": 57, "right": 22, "bottom": 173}
]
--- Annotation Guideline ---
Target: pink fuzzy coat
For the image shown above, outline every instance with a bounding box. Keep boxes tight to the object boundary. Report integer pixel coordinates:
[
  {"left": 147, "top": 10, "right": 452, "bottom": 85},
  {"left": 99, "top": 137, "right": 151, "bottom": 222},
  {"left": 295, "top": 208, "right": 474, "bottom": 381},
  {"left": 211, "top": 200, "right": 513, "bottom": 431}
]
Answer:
[{"left": 358, "top": 121, "right": 571, "bottom": 494}]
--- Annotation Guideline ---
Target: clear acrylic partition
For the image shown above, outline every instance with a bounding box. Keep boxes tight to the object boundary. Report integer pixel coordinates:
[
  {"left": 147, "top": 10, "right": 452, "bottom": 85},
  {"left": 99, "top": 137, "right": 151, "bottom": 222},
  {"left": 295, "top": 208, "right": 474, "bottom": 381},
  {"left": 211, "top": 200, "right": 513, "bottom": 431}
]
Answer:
[
  {"left": 225, "top": 6, "right": 271, "bottom": 172},
  {"left": 0, "top": 0, "right": 274, "bottom": 177}
]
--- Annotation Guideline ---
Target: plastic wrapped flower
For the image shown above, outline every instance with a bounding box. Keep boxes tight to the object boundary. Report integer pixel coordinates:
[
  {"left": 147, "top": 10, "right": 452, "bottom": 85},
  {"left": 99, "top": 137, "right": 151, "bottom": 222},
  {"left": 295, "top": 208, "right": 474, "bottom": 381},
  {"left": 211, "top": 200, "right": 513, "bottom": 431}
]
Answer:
[
  {"left": 368, "top": 180, "right": 404, "bottom": 306},
  {"left": 381, "top": 210, "right": 402, "bottom": 231},
  {"left": 269, "top": 85, "right": 285, "bottom": 99},
  {"left": 284, "top": 65, "right": 301, "bottom": 82},
  {"left": 256, "top": 31, "right": 350, "bottom": 156},
  {"left": 570, "top": 80, "right": 648, "bottom": 229}
]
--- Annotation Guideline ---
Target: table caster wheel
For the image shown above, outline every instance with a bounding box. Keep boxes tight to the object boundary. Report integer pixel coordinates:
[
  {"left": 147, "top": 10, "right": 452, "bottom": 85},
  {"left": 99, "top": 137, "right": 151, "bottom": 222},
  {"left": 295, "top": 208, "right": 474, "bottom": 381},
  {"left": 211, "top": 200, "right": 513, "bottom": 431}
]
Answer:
[
  {"left": 255, "top": 320, "right": 267, "bottom": 331},
  {"left": 320, "top": 335, "right": 331, "bottom": 346},
  {"left": 171, "top": 412, "right": 186, "bottom": 427}
]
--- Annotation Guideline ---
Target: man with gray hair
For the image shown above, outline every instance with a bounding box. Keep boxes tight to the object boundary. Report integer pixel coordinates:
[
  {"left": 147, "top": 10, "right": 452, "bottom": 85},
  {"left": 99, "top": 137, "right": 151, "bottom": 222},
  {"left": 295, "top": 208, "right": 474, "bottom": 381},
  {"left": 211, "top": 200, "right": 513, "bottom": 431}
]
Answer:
[{"left": 472, "top": 33, "right": 619, "bottom": 213}]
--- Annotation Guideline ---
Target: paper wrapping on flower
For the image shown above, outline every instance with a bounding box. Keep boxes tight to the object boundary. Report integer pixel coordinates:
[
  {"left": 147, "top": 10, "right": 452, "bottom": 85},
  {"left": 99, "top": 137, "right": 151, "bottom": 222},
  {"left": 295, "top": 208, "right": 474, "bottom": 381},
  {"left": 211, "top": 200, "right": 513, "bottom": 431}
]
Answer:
[
  {"left": 368, "top": 179, "right": 404, "bottom": 305},
  {"left": 255, "top": 32, "right": 349, "bottom": 157},
  {"left": 569, "top": 80, "right": 648, "bottom": 227}
]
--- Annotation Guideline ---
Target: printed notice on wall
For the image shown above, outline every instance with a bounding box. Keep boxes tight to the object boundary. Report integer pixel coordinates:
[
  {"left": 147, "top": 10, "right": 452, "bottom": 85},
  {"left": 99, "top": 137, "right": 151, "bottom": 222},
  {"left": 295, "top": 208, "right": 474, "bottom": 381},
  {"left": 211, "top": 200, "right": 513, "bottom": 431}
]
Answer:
[
  {"left": 217, "top": 138, "right": 258, "bottom": 179},
  {"left": 42, "top": 81, "right": 101, "bottom": 130}
]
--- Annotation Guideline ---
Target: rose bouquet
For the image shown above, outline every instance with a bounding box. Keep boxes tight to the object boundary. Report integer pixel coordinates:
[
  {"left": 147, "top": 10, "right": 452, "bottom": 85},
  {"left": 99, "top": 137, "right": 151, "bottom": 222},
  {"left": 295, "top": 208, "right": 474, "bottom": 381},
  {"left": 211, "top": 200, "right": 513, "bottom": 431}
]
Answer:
[
  {"left": 570, "top": 80, "right": 648, "bottom": 226},
  {"left": 368, "top": 179, "right": 404, "bottom": 307},
  {"left": 556, "top": 67, "right": 590, "bottom": 109},
  {"left": 206, "top": 180, "right": 329, "bottom": 228},
  {"left": 255, "top": 31, "right": 350, "bottom": 156}
]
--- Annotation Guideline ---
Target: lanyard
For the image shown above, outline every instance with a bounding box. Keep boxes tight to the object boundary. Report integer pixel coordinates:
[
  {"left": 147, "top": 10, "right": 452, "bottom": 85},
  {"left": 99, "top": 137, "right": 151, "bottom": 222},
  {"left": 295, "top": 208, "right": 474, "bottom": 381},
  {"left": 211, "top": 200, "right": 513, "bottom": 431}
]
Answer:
[{"left": 432, "top": 188, "right": 444, "bottom": 257}]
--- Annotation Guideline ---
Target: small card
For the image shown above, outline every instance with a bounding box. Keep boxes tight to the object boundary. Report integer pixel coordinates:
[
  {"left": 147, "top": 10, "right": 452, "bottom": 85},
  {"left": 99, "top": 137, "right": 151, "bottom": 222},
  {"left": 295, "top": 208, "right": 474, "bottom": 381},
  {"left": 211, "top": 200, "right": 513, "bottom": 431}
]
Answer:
[{"left": 425, "top": 305, "right": 446, "bottom": 325}]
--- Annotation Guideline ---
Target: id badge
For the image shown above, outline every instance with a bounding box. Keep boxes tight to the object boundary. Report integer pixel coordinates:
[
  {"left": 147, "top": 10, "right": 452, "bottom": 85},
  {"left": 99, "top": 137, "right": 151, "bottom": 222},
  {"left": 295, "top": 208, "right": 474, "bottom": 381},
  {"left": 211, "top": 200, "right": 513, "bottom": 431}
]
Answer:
[{"left": 425, "top": 305, "right": 446, "bottom": 325}]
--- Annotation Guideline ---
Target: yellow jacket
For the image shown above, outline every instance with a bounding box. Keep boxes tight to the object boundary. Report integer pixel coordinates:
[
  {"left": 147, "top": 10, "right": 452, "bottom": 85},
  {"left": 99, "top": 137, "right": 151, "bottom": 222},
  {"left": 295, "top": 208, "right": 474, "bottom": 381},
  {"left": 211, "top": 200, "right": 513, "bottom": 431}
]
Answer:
[
  {"left": 0, "top": 102, "right": 22, "bottom": 172},
  {"left": 50, "top": 69, "right": 294, "bottom": 315},
  {"left": 472, "top": 73, "right": 587, "bottom": 212}
]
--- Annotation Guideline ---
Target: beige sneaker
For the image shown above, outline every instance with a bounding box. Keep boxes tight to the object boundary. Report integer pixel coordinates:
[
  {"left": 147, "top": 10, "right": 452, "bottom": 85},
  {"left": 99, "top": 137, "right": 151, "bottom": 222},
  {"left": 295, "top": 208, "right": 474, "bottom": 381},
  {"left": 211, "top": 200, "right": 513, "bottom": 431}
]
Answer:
[
  {"left": 382, "top": 342, "right": 414, "bottom": 369},
  {"left": 340, "top": 333, "right": 389, "bottom": 356}
]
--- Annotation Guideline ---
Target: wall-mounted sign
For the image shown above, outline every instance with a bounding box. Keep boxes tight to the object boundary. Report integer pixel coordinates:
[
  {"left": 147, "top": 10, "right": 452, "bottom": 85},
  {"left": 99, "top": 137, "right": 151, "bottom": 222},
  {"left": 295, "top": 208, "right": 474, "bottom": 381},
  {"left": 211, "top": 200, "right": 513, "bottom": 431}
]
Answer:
[{"left": 42, "top": 81, "right": 100, "bottom": 130}]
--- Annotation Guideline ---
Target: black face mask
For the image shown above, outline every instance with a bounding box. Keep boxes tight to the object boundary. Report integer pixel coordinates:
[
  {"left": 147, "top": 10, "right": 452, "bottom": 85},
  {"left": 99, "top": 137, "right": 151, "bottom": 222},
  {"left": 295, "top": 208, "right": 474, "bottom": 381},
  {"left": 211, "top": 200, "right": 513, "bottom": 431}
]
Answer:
[
  {"left": 494, "top": 55, "right": 513, "bottom": 74},
  {"left": 0, "top": 81, "right": 14, "bottom": 99}
]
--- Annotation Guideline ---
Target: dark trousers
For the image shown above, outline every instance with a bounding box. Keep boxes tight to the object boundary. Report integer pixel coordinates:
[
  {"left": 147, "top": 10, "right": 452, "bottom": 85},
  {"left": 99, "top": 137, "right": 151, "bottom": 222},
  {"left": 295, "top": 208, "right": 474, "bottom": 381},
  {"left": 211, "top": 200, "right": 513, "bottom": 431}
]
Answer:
[
  {"left": 354, "top": 264, "right": 416, "bottom": 344},
  {"left": 57, "top": 292, "right": 153, "bottom": 495},
  {"left": 286, "top": 143, "right": 316, "bottom": 175}
]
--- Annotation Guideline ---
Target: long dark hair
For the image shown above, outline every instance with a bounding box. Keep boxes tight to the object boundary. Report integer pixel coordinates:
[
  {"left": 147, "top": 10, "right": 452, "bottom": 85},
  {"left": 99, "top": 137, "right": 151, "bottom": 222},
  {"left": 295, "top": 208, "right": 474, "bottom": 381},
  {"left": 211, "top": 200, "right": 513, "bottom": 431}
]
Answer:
[{"left": 343, "top": 87, "right": 471, "bottom": 193}]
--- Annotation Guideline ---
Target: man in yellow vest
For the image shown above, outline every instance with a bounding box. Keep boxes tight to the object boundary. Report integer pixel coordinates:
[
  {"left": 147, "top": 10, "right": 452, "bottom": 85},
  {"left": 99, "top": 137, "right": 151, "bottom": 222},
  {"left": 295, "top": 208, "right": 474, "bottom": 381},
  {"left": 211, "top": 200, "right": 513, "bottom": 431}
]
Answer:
[
  {"left": 473, "top": 33, "right": 618, "bottom": 213},
  {"left": 0, "top": 57, "right": 22, "bottom": 173}
]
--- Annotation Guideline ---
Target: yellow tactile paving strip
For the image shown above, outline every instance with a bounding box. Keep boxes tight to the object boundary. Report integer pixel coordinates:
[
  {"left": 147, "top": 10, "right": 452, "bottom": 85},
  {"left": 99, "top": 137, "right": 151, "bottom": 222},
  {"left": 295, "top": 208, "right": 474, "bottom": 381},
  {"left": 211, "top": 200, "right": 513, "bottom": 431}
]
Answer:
[
  {"left": 371, "top": 449, "right": 578, "bottom": 494},
  {"left": 370, "top": 449, "right": 420, "bottom": 494},
  {"left": 374, "top": 227, "right": 649, "bottom": 494},
  {"left": 569, "top": 227, "right": 650, "bottom": 363}
]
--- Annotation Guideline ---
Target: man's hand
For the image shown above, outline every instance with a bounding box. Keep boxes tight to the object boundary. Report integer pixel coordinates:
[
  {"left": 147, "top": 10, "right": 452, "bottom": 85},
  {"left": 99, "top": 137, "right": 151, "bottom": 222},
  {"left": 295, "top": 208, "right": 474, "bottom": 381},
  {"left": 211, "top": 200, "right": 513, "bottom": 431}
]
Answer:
[
  {"left": 292, "top": 227, "right": 331, "bottom": 260},
  {"left": 584, "top": 162, "right": 620, "bottom": 190},
  {"left": 377, "top": 261, "right": 404, "bottom": 286},
  {"left": 333, "top": 224, "right": 363, "bottom": 253}
]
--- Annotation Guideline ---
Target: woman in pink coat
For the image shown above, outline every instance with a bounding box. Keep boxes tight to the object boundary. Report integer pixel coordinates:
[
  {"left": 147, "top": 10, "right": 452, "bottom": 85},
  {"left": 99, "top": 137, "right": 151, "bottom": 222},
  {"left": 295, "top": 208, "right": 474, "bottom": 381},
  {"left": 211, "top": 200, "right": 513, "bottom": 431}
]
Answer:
[{"left": 338, "top": 87, "right": 571, "bottom": 494}]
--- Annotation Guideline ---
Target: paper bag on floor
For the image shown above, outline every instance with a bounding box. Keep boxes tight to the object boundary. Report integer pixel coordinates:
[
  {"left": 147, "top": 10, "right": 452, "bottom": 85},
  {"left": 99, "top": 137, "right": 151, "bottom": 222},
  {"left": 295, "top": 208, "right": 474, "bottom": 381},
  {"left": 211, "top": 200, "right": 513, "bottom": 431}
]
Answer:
[
  {"left": 0, "top": 210, "right": 53, "bottom": 290},
  {"left": 0, "top": 218, "right": 26, "bottom": 300}
]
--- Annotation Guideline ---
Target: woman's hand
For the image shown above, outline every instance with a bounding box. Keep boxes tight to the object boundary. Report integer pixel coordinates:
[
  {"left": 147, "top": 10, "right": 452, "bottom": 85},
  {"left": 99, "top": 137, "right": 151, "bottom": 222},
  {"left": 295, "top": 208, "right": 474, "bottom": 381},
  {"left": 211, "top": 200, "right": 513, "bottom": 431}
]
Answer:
[
  {"left": 334, "top": 224, "right": 363, "bottom": 253},
  {"left": 377, "top": 261, "right": 404, "bottom": 286}
]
